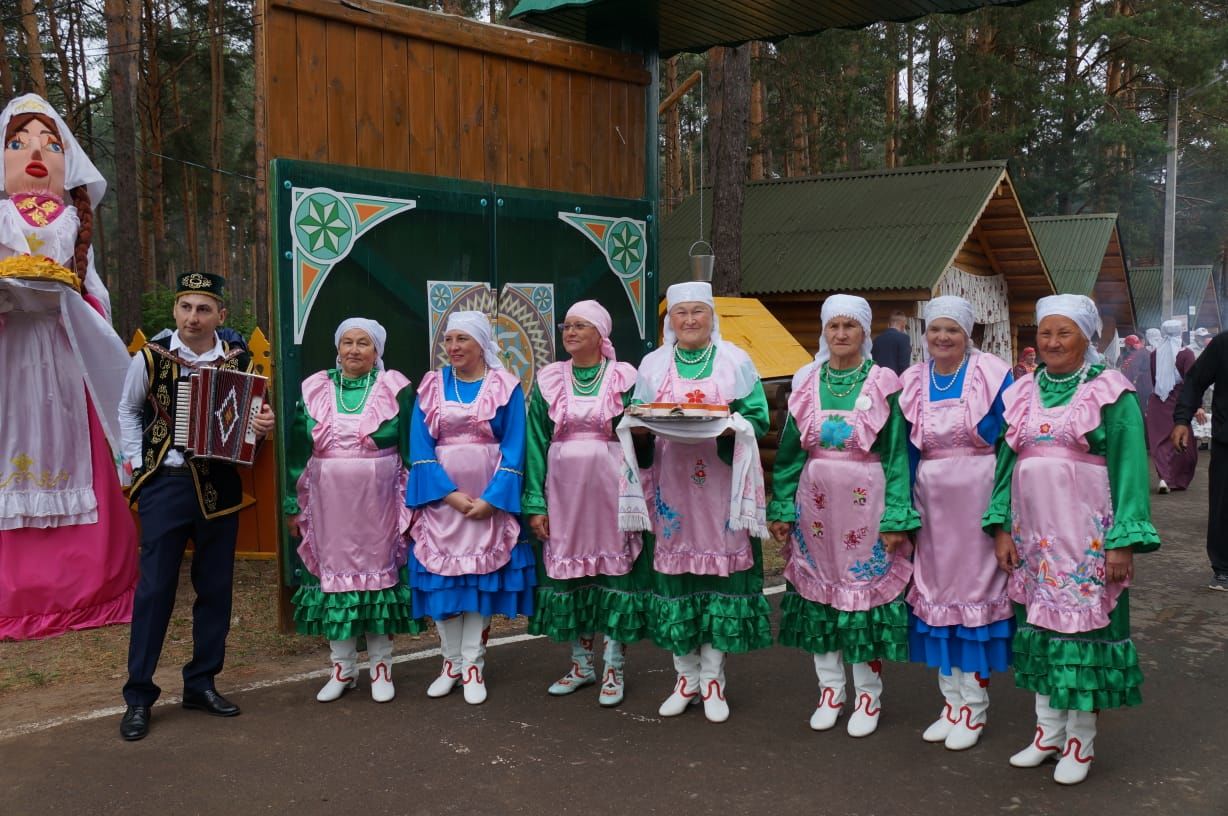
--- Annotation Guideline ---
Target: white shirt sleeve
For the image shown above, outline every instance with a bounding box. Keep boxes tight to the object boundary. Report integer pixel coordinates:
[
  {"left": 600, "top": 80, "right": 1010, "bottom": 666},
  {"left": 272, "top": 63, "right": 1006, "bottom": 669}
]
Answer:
[{"left": 119, "top": 351, "right": 150, "bottom": 468}]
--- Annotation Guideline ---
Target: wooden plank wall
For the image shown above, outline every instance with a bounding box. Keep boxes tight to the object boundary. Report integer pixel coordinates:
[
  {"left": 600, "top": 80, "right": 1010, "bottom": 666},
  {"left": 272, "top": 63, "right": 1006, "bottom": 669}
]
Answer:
[{"left": 264, "top": 0, "right": 650, "bottom": 199}]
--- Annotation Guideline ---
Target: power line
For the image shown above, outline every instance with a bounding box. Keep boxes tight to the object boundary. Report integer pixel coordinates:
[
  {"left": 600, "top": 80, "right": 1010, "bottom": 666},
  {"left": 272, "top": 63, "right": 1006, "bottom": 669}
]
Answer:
[{"left": 87, "top": 133, "right": 258, "bottom": 181}]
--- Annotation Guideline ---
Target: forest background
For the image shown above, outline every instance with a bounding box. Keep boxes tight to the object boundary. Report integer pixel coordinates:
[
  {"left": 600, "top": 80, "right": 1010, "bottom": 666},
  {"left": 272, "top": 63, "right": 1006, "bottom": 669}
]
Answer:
[{"left": 2, "top": 0, "right": 1225, "bottom": 337}]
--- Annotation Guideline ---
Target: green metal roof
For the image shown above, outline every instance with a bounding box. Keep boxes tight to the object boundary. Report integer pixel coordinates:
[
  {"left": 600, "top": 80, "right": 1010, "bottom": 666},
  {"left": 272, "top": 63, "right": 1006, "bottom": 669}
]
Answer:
[
  {"left": 1028, "top": 215, "right": 1119, "bottom": 296},
  {"left": 1129, "top": 265, "right": 1215, "bottom": 329},
  {"left": 510, "top": 0, "right": 1034, "bottom": 55},
  {"left": 660, "top": 161, "right": 1013, "bottom": 295}
]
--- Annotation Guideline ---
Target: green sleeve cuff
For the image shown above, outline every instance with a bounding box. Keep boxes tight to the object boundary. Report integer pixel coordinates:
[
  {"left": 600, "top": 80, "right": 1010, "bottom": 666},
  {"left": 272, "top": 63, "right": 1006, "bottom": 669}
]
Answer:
[
  {"left": 981, "top": 506, "right": 1010, "bottom": 535},
  {"left": 767, "top": 499, "right": 796, "bottom": 523},
  {"left": 1105, "top": 519, "right": 1161, "bottom": 552},
  {"left": 879, "top": 505, "right": 921, "bottom": 533},
  {"left": 282, "top": 496, "right": 300, "bottom": 516},
  {"left": 521, "top": 491, "right": 548, "bottom": 517}
]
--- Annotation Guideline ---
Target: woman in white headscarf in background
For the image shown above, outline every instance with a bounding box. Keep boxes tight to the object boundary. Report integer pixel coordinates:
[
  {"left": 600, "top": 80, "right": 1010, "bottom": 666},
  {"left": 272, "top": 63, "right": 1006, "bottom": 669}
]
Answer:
[
  {"left": 284, "top": 318, "right": 421, "bottom": 703},
  {"left": 1147, "top": 319, "right": 1198, "bottom": 493},
  {"left": 0, "top": 93, "right": 136, "bottom": 640},
  {"left": 406, "top": 311, "right": 534, "bottom": 705},
  {"left": 985, "top": 294, "right": 1159, "bottom": 785},
  {"left": 626, "top": 281, "right": 773, "bottom": 724},
  {"left": 768, "top": 294, "right": 919, "bottom": 739},
  {"left": 898, "top": 296, "right": 1014, "bottom": 751}
]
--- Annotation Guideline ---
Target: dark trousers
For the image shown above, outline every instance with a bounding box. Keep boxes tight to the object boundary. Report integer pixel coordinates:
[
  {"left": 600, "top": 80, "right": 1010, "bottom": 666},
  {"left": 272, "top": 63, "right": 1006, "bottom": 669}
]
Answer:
[
  {"left": 123, "top": 470, "right": 239, "bottom": 706},
  {"left": 1209, "top": 441, "right": 1228, "bottom": 576}
]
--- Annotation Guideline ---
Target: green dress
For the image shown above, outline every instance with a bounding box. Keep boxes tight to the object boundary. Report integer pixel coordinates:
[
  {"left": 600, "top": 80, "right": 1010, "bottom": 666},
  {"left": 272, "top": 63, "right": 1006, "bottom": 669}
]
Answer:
[
  {"left": 982, "top": 364, "right": 1160, "bottom": 711},
  {"left": 636, "top": 348, "right": 774, "bottom": 656},
  {"left": 523, "top": 362, "right": 654, "bottom": 643},
  {"left": 283, "top": 369, "right": 423, "bottom": 640},
  {"left": 768, "top": 361, "right": 921, "bottom": 663}
]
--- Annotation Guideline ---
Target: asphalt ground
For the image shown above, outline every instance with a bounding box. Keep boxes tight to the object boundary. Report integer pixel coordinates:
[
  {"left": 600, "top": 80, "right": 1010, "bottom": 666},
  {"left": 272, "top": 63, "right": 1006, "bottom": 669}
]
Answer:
[{"left": 3, "top": 457, "right": 1226, "bottom": 816}]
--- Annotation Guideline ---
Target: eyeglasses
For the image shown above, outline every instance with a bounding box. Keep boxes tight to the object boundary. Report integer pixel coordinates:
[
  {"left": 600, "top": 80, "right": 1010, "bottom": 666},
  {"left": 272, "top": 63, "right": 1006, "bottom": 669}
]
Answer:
[{"left": 557, "top": 322, "right": 596, "bottom": 332}]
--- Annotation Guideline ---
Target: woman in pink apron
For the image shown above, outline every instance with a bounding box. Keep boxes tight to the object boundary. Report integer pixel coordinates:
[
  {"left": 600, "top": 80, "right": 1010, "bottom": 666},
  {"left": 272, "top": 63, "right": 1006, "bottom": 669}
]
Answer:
[
  {"left": 900, "top": 296, "right": 1014, "bottom": 751},
  {"left": 285, "top": 318, "right": 420, "bottom": 703},
  {"left": 769, "top": 294, "right": 919, "bottom": 738},
  {"left": 986, "top": 294, "right": 1159, "bottom": 785},
  {"left": 524, "top": 300, "right": 647, "bottom": 707},
  {"left": 407, "top": 311, "right": 534, "bottom": 705},
  {"left": 633, "top": 281, "right": 772, "bottom": 724}
]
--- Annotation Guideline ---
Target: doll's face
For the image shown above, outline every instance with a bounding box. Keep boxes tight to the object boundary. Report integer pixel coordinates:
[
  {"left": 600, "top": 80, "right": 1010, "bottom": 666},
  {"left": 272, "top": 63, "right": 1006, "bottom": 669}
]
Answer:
[{"left": 4, "top": 115, "right": 66, "bottom": 197}]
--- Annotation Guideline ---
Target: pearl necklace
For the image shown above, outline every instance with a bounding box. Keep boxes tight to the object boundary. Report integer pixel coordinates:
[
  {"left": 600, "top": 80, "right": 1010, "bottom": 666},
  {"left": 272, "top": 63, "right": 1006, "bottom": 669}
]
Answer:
[
  {"left": 822, "top": 360, "right": 867, "bottom": 399},
  {"left": 929, "top": 354, "right": 969, "bottom": 393},
  {"left": 675, "top": 343, "right": 715, "bottom": 379},
  {"left": 571, "top": 359, "right": 607, "bottom": 396},
  {"left": 1038, "top": 363, "right": 1089, "bottom": 386},
  {"left": 338, "top": 370, "right": 376, "bottom": 413},
  {"left": 453, "top": 365, "right": 486, "bottom": 402}
]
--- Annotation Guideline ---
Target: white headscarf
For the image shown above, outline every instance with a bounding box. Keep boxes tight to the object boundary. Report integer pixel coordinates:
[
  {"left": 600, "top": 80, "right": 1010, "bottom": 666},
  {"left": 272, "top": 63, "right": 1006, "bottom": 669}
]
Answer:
[
  {"left": 1036, "top": 294, "right": 1102, "bottom": 365},
  {"left": 1153, "top": 318, "right": 1185, "bottom": 401},
  {"left": 924, "top": 295, "right": 975, "bottom": 348},
  {"left": 334, "top": 317, "right": 387, "bottom": 372},
  {"left": 1145, "top": 328, "right": 1162, "bottom": 351},
  {"left": 663, "top": 281, "right": 722, "bottom": 347},
  {"left": 0, "top": 94, "right": 106, "bottom": 206},
  {"left": 790, "top": 294, "right": 873, "bottom": 391},
  {"left": 445, "top": 309, "right": 504, "bottom": 370}
]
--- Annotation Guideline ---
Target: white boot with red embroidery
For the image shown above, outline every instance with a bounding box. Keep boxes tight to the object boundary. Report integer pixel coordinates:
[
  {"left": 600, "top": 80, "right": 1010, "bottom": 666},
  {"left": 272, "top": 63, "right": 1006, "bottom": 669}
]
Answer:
[
  {"left": 317, "top": 637, "right": 358, "bottom": 702},
  {"left": 460, "top": 612, "right": 492, "bottom": 705},
  {"left": 944, "top": 671, "right": 989, "bottom": 751},
  {"left": 699, "top": 644, "right": 729, "bottom": 723},
  {"left": 922, "top": 669, "right": 962, "bottom": 742},
  {"left": 808, "top": 650, "right": 846, "bottom": 731},
  {"left": 1053, "top": 710, "right": 1096, "bottom": 785},
  {"left": 658, "top": 651, "right": 701, "bottom": 717},
  {"left": 846, "top": 660, "right": 883, "bottom": 737},
  {"left": 367, "top": 633, "right": 396, "bottom": 703},
  {"left": 548, "top": 635, "right": 597, "bottom": 696},
  {"left": 598, "top": 637, "right": 626, "bottom": 707},
  {"left": 1009, "top": 694, "right": 1066, "bottom": 768},
  {"left": 427, "top": 615, "right": 464, "bottom": 698}
]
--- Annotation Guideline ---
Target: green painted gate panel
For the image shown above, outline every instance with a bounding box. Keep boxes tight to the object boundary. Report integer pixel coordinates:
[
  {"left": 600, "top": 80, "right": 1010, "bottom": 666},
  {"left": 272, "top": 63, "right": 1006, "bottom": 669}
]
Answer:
[{"left": 270, "top": 159, "right": 656, "bottom": 586}]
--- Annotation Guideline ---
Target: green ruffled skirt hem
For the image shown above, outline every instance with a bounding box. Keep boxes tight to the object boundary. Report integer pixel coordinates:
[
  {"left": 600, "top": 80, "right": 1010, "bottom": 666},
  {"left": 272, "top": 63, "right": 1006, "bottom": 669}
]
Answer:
[
  {"left": 527, "top": 536, "right": 655, "bottom": 643},
  {"left": 646, "top": 538, "right": 773, "bottom": 656},
  {"left": 292, "top": 567, "right": 424, "bottom": 640},
  {"left": 777, "top": 587, "right": 910, "bottom": 663},
  {"left": 1011, "top": 597, "right": 1142, "bottom": 711}
]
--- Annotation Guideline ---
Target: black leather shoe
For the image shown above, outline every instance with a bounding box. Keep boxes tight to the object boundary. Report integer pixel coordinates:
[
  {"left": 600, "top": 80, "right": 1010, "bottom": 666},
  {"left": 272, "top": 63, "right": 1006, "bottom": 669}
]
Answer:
[
  {"left": 181, "top": 689, "right": 241, "bottom": 717},
  {"left": 120, "top": 705, "right": 151, "bottom": 741}
]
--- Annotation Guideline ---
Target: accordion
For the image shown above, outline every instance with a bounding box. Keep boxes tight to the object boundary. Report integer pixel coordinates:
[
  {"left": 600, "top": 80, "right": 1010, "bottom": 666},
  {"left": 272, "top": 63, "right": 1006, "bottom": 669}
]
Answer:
[{"left": 173, "top": 367, "right": 268, "bottom": 466}]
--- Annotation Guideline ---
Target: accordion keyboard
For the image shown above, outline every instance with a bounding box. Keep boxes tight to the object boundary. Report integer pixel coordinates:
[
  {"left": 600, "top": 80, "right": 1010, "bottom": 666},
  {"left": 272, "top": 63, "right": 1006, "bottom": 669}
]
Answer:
[{"left": 173, "top": 379, "right": 193, "bottom": 448}]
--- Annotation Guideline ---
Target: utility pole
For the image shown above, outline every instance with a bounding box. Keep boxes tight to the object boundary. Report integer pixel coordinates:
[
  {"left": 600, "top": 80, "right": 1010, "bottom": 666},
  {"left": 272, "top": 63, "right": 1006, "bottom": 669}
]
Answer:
[{"left": 1163, "top": 86, "right": 1178, "bottom": 323}]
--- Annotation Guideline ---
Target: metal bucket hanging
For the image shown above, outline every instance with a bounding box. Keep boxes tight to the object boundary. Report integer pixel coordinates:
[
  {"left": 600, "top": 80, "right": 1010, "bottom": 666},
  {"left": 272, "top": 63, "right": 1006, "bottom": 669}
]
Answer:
[{"left": 689, "top": 240, "right": 714, "bottom": 281}]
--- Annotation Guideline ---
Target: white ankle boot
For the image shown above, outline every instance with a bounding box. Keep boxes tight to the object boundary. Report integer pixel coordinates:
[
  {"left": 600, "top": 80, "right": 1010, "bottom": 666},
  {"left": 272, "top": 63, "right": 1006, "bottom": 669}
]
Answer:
[
  {"left": 944, "top": 671, "right": 989, "bottom": 751},
  {"left": 808, "top": 650, "right": 846, "bottom": 731},
  {"left": 460, "top": 612, "right": 491, "bottom": 705},
  {"left": 699, "top": 644, "right": 729, "bottom": 723},
  {"left": 548, "top": 636, "right": 596, "bottom": 696},
  {"left": 847, "top": 660, "right": 883, "bottom": 737},
  {"left": 367, "top": 633, "right": 395, "bottom": 703},
  {"left": 427, "top": 616, "right": 464, "bottom": 698},
  {"left": 1010, "top": 694, "right": 1066, "bottom": 768},
  {"left": 1053, "top": 710, "right": 1097, "bottom": 785},
  {"left": 658, "top": 651, "right": 701, "bottom": 717},
  {"left": 317, "top": 638, "right": 358, "bottom": 702},
  {"left": 922, "top": 669, "right": 962, "bottom": 742},
  {"left": 598, "top": 637, "right": 626, "bottom": 707}
]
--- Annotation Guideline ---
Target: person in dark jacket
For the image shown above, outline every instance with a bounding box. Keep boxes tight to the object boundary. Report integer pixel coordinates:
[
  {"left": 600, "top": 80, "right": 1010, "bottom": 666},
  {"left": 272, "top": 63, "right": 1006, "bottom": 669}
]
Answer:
[
  {"left": 871, "top": 310, "right": 911, "bottom": 375},
  {"left": 1172, "top": 330, "right": 1228, "bottom": 591}
]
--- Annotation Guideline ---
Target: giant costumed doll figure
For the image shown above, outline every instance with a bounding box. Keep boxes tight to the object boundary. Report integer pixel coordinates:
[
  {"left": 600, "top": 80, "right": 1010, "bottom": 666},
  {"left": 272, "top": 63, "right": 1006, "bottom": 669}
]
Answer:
[{"left": 0, "top": 93, "right": 137, "bottom": 640}]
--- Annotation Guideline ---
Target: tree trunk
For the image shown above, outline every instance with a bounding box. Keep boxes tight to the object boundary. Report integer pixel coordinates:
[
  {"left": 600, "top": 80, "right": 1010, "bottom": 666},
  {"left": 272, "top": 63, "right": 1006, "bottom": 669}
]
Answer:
[
  {"left": 885, "top": 24, "right": 899, "bottom": 169},
  {"left": 807, "top": 109, "right": 821, "bottom": 173},
  {"left": 663, "top": 57, "right": 682, "bottom": 211},
  {"left": 748, "top": 42, "right": 765, "bottom": 181},
  {"left": 47, "top": 6, "right": 75, "bottom": 115},
  {"left": 19, "top": 0, "right": 45, "bottom": 96},
  {"left": 252, "top": 0, "right": 270, "bottom": 326},
  {"left": 1058, "top": 0, "right": 1080, "bottom": 213},
  {"left": 139, "top": 0, "right": 166, "bottom": 284},
  {"left": 209, "top": 0, "right": 229, "bottom": 283},
  {"left": 923, "top": 23, "right": 941, "bottom": 161},
  {"left": 843, "top": 40, "right": 862, "bottom": 171},
  {"left": 103, "top": 0, "right": 142, "bottom": 335},
  {"left": 708, "top": 43, "right": 750, "bottom": 297},
  {"left": 0, "top": 20, "right": 12, "bottom": 99}
]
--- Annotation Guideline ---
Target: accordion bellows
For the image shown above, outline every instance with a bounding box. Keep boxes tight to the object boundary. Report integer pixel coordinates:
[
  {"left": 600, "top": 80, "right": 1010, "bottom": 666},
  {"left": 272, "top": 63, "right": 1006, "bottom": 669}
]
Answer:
[{"left": 0, "top": 254, "right": 81, "bottom": 291}]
